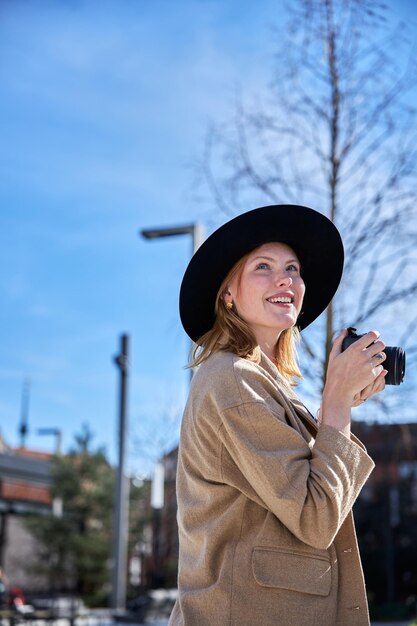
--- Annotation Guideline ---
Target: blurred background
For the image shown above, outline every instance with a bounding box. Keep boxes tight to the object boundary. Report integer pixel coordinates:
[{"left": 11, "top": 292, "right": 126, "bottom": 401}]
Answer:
[{"left": 1, "top": 0, "right": 417, "bottom": 623}]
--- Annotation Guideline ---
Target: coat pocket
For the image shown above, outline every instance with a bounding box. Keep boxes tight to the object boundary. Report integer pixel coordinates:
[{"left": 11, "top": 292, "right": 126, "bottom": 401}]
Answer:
[{"left": 252, "top": 547, "right": 332, "bottom": 597}]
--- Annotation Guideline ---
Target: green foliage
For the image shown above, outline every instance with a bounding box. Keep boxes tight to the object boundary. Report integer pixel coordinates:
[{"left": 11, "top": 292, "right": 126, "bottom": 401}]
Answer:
[
  {"left": 24, "top": 425, "right": 115, "bottom": 606},
  {"left": 24, "top": 514, "right": 76, "bottom": 589}
]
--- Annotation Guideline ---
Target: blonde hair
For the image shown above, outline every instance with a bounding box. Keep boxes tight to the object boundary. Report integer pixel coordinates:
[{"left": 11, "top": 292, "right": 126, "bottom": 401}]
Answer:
[{"left": 190, "top": 251, "right": 302, "bottom": 386}]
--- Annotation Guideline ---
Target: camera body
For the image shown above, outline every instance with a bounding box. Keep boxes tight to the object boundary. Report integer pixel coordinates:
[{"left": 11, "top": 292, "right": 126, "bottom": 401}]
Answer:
[{"left": 341, "top": 327, "right": 405, "bottom": 386}]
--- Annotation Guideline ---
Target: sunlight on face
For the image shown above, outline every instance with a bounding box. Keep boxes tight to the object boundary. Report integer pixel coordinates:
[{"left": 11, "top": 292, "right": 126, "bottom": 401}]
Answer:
[{"left": 227, "top": 242, "right": 305, "bottom": 349}]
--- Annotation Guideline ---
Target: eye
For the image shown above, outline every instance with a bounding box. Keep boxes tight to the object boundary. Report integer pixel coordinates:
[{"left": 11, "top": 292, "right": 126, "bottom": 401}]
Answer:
[
  {"left": 286, "top": 263, "right": 300, "bottom": 272},
  {"left": 255, "top": 262, "right": 270, "bottom": 270}
]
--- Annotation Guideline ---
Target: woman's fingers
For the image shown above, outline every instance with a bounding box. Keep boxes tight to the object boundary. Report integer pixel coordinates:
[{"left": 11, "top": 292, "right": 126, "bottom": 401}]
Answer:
[
  {"left": 345, "top": 336, "right": 386, "bottom": 384},
  {"left": 328, "top": 328, "right": 348, "bottom": 359},
  {"left": 370, "top": 352, "right": 385, "bottom": 366},
  {"left": 354, "top": 330, "right": 384, "bottom": 351},
  {"left": 369, "top": 350, "right": 386, "bottom": 379},
  {"left": 325, "top": 328, "right": 388, "bottom": 409},
  {"left": 352, "top": 369, "right": 387, "bottom": 406}
]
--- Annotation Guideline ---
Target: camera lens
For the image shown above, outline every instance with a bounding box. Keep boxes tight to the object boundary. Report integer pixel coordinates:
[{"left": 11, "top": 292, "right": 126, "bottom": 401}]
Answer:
[{"left": 384, "top": 346, "right": 406, "bottom": 386}]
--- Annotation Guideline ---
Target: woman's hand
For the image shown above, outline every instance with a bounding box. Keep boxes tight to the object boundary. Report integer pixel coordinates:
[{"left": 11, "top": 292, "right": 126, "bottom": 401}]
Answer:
[
  {"left": 351, "top": 369, "right": 387, "bottom": 406},
  {"left": 320, "top": 328, "right": 387, "bottom": 436}
]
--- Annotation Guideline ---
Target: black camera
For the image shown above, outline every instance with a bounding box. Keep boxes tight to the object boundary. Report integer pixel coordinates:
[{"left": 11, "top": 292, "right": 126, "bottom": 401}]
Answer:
[{"left": 341, "top": 327, "right": 405, "bottom": 386}]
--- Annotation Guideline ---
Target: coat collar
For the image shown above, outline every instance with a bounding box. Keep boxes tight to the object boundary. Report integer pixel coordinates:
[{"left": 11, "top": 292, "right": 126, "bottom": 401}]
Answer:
[{"left": 258, "top": 351, "right": 318, "bottom": 436}]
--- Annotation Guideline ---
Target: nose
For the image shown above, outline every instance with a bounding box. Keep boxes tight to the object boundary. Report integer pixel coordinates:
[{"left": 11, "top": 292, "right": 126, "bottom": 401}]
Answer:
[{"left": 275, "top": 273, "right": 292, "bottom": 287}]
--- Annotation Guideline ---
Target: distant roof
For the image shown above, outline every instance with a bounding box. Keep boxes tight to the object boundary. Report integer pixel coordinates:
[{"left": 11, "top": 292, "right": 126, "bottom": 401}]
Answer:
[
  {"left": 0, "top": 452, "right": 51, "bottom": 484},
  {"left": 12, "top": 447, "right": 53, "bottom": 461}
]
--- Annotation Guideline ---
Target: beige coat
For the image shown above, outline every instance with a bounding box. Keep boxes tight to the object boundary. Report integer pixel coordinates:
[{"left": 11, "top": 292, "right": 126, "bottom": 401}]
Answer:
[{"left": 169, "top": 351, "right": 374, "bottom": 626}]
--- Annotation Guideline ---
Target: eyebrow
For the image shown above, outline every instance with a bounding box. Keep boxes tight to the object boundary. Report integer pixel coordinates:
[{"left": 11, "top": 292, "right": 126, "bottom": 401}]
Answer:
[{"left": 252, "top": 255, "right": 300, "bottom": 264}]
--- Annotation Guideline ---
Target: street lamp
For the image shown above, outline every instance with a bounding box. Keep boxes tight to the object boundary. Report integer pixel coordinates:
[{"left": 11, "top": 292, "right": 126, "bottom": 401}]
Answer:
[
  {"left": 38, "top": 427, "right": 63, "bottom": 519},
  {"left": 37, "top": 427, "right": 62, "bottom": 455},
  {"left": 140, "top": 222, "right": 205, "bottom": 587},
  {"left": 140, "top": 223, "right": 205, "bottom": 257},
  {"left": 140, "top": 221, "right": 205, "bottom": 376},
  {"left": 111, "top": 334, "right": 130, "bottom": 611}
]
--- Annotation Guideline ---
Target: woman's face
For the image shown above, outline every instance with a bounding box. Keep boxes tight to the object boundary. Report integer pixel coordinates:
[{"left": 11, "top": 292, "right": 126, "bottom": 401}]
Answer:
[{"left": 225, "top": 242, "right": 305, "bottom": 346}]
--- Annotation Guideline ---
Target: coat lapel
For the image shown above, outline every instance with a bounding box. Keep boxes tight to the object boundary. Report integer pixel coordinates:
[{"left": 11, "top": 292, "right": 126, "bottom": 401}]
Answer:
[
  {"left": 258, "top": 352, "right": 318, "bottom": 440},
  {"left": 288, "top": 396, "right": 319, "bottom": 439}
]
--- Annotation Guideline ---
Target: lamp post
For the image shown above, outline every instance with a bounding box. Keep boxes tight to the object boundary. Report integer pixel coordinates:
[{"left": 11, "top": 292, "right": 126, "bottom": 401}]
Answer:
[
  {"left": 38, "top": 427, "right": 63, "bottom": 518},
  {"left": 140, "top": 222, "right": 205, "bottom": 587},
  {"left": 37, "top": 428, "right": 62, "bottom": 455},
  {"left": 19, "top": 377, "right": 30, "bottom": 448},
  {"left": 111, "top": 334, "right": 130, "bottom": 611},
  {"left": 140, "top": 222, "right": 205, "bottom": 373},
  {"left": 140, "top": 223, "right": 205, "bottom": 257}
]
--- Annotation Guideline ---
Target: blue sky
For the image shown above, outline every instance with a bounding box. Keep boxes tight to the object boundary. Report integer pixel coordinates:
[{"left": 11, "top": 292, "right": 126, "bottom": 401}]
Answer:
[{"left": 0, "top": 0, "right": 415, "bottom": 475}]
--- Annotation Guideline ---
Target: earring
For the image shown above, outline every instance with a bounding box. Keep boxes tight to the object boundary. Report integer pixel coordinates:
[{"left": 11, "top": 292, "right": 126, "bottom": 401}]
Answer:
[{"left": 226, "top": 302, "right": 234, "bottom": 310}]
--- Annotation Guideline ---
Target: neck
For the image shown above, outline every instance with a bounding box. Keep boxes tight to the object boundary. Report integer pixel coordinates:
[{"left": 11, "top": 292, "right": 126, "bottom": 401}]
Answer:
[
  {"left": 257, "top": 340, "right": 278, "bottom": 364},
  {"left": 254, "top": 329, "right": 282, "bottom": 364}
]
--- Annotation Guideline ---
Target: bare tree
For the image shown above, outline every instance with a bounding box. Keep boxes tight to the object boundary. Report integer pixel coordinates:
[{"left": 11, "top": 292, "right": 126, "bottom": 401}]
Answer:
[
  {"left": 131, "top": 399, "right": 182, "bottom": 478},
  {"left": 200, "top": 0, "right": 417, "bottom": 401}
]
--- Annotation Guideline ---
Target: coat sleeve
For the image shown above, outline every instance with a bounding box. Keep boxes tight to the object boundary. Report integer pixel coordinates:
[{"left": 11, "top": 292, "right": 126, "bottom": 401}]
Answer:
[{"left": 217, "top": 396, "right": 374, "bottom": 550}]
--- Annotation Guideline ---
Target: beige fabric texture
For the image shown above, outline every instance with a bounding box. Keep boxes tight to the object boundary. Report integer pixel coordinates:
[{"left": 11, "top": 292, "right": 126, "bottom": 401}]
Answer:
[{"left": 169, "top": 351, "right": 375, "bottom": 626}]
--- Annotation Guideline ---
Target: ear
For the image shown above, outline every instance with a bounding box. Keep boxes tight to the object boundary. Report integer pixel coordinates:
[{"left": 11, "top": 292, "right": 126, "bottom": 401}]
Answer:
[{"left": 223, "top": 290, "right": 233, "bottom": 306}]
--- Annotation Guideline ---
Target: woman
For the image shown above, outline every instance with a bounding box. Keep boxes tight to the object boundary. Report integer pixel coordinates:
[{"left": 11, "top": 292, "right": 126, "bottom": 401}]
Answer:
[{"left": 169, "top": 205, "right": 387, "bottom": 626}]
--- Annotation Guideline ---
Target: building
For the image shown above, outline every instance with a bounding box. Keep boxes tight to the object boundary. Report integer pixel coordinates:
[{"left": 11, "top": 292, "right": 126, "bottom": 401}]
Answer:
[
  {"left": 353, "top": 421, "right": 417, "bottom": 614},
  {"left": 133, "top": 451, "right": 179, "bottom": 589},
  {"left": 157, "top": 447, "right": 179, "bottom": 588},
  {"left": 0, "top": 435, "right": 53, "bottom": 591}
]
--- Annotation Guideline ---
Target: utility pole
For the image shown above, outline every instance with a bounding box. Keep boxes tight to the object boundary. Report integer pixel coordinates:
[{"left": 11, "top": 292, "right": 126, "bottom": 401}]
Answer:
[
  {"left": 19, "top": 377, "right": 30, "bottom": 447},
  {"left": 111, "top": 334, "right": 130, "bottom": 611}
]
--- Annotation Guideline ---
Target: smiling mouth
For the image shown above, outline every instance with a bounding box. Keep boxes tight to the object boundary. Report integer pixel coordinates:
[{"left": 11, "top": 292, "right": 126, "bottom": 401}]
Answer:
[{"left": 267, "top": 296, "right": 293, "bottom": 304}]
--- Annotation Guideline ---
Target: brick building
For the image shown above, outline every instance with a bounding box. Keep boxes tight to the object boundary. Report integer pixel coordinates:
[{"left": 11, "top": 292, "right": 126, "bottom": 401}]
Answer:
[
  {"left": 0, "top": 436, "right": 53, "bottom": 590},
  {"left": 353, "top": 421, "right": 417, "bottom": 613}
]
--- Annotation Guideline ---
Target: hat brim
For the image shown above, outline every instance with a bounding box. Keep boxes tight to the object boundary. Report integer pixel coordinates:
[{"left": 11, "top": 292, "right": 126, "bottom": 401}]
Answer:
[{"left": 179, "top": 204, "right": 344, "bottom": 342}]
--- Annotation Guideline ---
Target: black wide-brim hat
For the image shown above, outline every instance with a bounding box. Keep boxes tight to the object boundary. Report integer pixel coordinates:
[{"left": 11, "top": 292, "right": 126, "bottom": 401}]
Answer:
[{"left": 180, "top": 204, "right": 344, "bottom": 342}]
